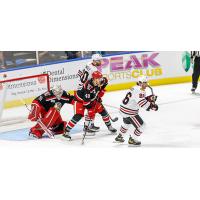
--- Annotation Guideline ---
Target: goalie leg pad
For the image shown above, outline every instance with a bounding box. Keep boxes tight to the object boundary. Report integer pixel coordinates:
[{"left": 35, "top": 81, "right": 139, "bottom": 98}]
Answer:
[
  {"left": 30, "top": 124, "right": 44, "bottom": 138},
  {"left": 41, "top": 107, "right": 61, "bottom": 129},
  {"left": 28, "top": 100, "right": 46, "bottom": 121}
]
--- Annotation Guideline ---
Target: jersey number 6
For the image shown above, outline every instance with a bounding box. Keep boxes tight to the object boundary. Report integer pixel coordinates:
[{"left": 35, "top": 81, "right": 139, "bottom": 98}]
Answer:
[{"left": 123, "top": 92, "right": 132, "bottom": 105}]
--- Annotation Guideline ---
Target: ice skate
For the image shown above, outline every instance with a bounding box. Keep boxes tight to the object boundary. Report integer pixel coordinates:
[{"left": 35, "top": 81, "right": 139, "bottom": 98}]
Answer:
[
  {"left": 83, "top": 124, "right": 100, "bottom": 133},
  {"left": 191, "top": 88, "right": 196, "bottom": 94},
  {"left": 108, "top": 125, "right": 117, "bottom": 134},
  {"left": 114, "top": 134, "right": 125, "bottom": 143},
  {"left": 29, "top": 131, "right": 40, "bottom": 139},
  {"left": 90, "top": 124, "right": 100, "bottom": 132},
  {"left": 62, "top": 130, "right": 71, "bottom": 140},
  {"left": 128, "top": 136, "right": 141, "bottom": 146},
  {"left": 83, "top": 125, "right": 96, "bottom": 136}
]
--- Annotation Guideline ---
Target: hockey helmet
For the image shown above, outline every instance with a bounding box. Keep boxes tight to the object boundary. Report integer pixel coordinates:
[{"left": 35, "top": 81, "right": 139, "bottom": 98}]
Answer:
[
  {"left": 92, "top": 53, "right": 103, "bottom": 61},
  {"left": 52, "top": 85, "right": 63, "bottom": 99},
  {"left": 92, "top": 71, "right": 103, "bottom": 79},
  {"left": 137, "top": 75, "right": 148, "bottom": 83}
]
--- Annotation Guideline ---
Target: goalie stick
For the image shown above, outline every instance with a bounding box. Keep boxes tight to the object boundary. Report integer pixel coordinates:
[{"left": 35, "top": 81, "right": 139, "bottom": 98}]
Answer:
[{"left": 81, "top": 118, "right": 92, "bottom": 145}]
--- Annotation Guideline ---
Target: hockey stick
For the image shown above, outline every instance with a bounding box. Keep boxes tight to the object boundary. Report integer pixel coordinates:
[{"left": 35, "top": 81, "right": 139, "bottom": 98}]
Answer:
[
  {"left": 81, "top": 116, "right": 92, "bottom": 145},
  {"left": 148, "top": 85, "right": 154, "bottom": 95},
  {"left": 147, "top": 85, "right": 157, "bottom": 102},
  {"left": 109, "top": 115, "right": 118, "bottom": 122},
  {"left": 101, "top": 103, "right": 118, "bottom": 122},
  {"left": 17, "top": 96, "right": 55, "bottom": 139},
  {"left": 81, "top": 97, "right": 100, "bottom": 145}
]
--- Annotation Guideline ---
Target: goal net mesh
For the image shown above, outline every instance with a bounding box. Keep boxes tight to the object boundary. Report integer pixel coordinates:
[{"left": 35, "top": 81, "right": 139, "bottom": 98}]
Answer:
[{"left": 0, "top": 74, "right": 50, "bottom": 126}]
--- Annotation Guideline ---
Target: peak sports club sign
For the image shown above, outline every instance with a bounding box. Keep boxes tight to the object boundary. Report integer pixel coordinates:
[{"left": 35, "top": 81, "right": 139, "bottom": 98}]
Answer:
[{"left": 97, "top": 52, "right": 162, "bottom": 82}]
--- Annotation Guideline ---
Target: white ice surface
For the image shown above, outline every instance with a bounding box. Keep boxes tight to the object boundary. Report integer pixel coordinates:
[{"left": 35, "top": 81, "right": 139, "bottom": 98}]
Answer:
[{"left": 1, "top": 82, "right": 200, "bottom": 147}]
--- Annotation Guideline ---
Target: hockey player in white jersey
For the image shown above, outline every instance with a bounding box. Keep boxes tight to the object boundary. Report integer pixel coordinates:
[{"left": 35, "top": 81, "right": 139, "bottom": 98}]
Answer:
[
  {"left": 114, "top": 75, "right": 158, "bottom": 146},
  {"left": 76, "top": 53, "right": 103, "bottom": 134},
  {"left": 77, "top": 53, "right": 103, "bottom": 86}
]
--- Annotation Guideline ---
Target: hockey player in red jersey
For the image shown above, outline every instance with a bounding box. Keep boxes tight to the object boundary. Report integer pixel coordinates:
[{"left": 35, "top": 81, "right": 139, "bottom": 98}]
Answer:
[
  {"left": 77, "top": 53, "right": 103, "bottom": 132},
  {"left": 83, "top": 75, "right": 112, "bottom": 136},
  {"left": 28, "top": 85, "right": 74, "bottom": 139},
  {"left": 62, "top": 71, "right": 117, "bottom": 140},
  {"left": 114, "top": 75, "right": 158, "bottom": 146}
]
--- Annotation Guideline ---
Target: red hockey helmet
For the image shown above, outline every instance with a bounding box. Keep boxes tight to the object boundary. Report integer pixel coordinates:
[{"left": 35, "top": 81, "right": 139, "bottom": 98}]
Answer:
[{"left": 92, "top": 71, "right": 103, "bottom": 79}]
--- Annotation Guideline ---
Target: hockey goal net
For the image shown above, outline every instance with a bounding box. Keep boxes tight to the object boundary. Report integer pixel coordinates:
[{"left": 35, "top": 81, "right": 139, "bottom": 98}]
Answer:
[{"left": 0, "top": 74, "right": 50, "bottom": 126}]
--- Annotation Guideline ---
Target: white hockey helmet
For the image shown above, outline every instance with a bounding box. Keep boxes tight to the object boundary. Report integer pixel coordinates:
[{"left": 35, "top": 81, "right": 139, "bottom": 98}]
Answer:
[
  {"left": 137, "top": 75, "right": 148, "bottom": 83},
  {"left": 92, "top": 53, "right": 103, "bottom": 61},
  {"left": 52, "top": 85, "right": 63, "bottom": 99}
]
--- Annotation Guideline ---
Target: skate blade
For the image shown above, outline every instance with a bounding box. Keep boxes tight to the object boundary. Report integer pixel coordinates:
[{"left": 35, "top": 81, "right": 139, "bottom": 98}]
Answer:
[
  {"left": 85, "top": 134, "right": 96, "bottom": 137},
  {"left": 193, "top": 92, "right": 200, "bottom": 96},
  {"left": 113, "top": 140, "right": 125, "bottom": 143},
  {"left": 56, "top": 134, "right": 72, "bottom": 141},
  {"left": 128, "top": 143, "right": 141, "bottom": 147},
  {"left": 108, "top": 132, "right": 117, "bottom": 135}
]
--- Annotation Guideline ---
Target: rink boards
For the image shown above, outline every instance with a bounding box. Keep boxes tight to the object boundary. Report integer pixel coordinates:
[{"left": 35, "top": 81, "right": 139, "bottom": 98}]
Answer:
[{"left": 0, "top": 51, "right": 193, "bottom": 108}]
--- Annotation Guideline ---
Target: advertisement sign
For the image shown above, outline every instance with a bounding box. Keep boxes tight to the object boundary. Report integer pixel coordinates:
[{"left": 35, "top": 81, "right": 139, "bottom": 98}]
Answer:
[
  {"left": 0, "top": 51, "right": 192, "bottom": 107},
  {"left": 99, "top": 51, "right": 191, "bottom": 83}
]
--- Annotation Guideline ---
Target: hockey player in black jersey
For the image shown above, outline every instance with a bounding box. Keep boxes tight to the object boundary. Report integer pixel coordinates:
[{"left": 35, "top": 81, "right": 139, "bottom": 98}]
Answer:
[{"left": 63, "top": 71, "right": 117, "bottom": 140}]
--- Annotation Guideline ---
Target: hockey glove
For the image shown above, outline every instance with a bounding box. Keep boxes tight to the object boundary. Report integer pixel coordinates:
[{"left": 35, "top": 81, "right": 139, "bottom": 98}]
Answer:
[
  {"left": 146, "top": 95, "right": 157, "bottom": 102},
  {"left": 150, "top": 103, "right": 158, "bottom": 111},
  {"left": 97, "top": 97, "right": 102, "bottom": 103}
]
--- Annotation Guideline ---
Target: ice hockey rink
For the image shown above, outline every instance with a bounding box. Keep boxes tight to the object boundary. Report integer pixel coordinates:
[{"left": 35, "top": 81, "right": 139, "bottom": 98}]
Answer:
[{"left": 0, "top": 82, "right": 200, "bottom": 148}]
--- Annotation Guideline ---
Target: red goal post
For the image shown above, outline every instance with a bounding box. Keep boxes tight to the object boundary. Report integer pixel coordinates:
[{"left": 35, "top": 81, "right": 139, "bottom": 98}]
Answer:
[
  {"left": 0, "top": 73, "right": 50, "bottom": 126},
  {"left": 0, "top": 74, "right": 50, "bottom": 89}
]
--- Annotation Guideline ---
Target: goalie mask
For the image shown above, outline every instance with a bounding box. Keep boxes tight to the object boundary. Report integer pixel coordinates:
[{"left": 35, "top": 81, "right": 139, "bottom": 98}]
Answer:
[{"left": 52, "top": 85, "right": 63, "bottom": 99}]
